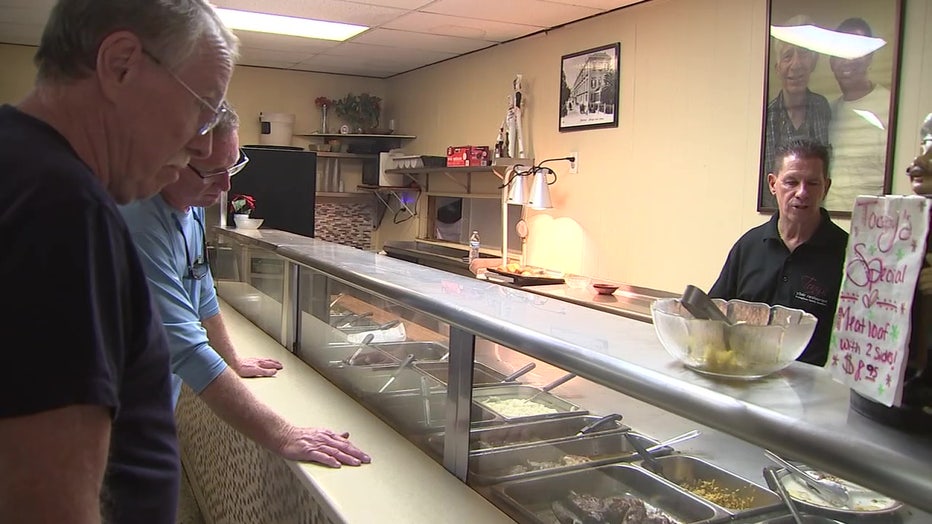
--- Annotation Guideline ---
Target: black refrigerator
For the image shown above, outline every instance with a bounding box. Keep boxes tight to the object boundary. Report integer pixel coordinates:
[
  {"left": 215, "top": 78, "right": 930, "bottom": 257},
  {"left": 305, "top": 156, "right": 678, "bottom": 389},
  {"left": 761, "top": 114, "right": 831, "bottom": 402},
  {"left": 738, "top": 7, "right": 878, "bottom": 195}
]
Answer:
[{"left": 230, "top": 145, "right": 317, "bottom": 237}]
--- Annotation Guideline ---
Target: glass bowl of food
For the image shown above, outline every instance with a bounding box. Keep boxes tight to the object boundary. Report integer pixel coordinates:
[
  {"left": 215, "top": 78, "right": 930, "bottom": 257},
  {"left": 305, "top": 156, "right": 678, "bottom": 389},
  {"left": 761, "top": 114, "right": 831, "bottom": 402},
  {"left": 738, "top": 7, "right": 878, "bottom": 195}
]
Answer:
[{"left": 650, "top": 298, "right": 817, "bottom": 379}]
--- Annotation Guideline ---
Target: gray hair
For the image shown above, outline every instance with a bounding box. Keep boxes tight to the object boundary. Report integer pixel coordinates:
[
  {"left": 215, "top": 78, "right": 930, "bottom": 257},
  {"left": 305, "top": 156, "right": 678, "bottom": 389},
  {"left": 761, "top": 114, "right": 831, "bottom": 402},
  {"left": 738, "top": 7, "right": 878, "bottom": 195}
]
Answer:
[
  {"left": 35, "top": 0, "right": 239, "bottom": 81},
  {"left": 213, "top": 101, "right": 240, "bottom": 136}
]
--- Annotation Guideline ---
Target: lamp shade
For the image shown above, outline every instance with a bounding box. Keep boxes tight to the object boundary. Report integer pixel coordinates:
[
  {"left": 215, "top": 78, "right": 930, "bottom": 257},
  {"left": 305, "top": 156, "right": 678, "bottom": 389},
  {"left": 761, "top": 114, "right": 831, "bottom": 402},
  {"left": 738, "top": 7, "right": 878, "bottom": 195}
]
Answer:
[
  {"left": 506, "top": 171, "right": 529, "bottom": 204},
  {"left": 526, "top": 169, "right": 553, "bottom": 210}
]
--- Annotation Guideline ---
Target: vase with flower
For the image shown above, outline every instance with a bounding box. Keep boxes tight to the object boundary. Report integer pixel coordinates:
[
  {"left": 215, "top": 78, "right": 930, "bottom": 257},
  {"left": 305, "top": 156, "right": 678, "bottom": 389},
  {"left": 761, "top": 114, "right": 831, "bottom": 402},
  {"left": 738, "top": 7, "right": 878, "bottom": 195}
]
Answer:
[
  {"left": 315, "top": 96, "right": 334, "bottom": 134},
  {"left": 229, "top": 194, "right": 257, "bottom": 228}
]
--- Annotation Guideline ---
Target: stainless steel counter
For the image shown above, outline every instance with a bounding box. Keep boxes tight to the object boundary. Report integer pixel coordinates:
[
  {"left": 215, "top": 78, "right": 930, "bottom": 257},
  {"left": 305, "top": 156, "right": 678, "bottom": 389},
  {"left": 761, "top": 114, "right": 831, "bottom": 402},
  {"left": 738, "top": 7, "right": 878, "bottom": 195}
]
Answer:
[{"left": 216, "top": 227, "right": 932, "bottom": 515}]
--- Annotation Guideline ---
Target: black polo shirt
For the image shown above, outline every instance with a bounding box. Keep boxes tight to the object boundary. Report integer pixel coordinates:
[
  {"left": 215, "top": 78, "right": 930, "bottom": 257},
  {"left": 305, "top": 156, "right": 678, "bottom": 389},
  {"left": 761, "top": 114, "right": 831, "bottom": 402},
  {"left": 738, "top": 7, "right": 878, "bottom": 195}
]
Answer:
[{"left": 709, "top": 209, "right": 849, "bottom": 366}]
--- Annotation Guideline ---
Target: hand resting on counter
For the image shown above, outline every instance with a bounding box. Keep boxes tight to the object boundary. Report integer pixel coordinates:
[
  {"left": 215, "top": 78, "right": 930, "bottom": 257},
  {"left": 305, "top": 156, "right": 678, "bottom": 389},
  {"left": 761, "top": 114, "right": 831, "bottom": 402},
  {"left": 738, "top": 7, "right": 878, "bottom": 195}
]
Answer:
[
  {"left": 236, "top": 356, "right": 284, "bottom": 378},
  {"left": 278, "top": 426, "right": 372, "bottom": 468}
]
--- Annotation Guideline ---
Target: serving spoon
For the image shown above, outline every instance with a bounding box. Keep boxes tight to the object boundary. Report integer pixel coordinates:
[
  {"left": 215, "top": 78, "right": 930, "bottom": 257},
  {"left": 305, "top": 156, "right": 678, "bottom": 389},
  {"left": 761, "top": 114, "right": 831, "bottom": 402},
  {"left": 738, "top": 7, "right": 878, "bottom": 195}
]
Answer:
[{"left": 764, "top": 450, "right": 850, "bottom": 507}]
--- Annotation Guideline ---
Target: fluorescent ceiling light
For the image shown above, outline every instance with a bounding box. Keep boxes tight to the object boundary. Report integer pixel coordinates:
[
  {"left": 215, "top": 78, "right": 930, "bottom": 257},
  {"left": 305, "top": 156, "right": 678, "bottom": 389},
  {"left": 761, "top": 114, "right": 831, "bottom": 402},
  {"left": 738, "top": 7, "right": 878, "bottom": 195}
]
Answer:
[
  {"left": 771, "top": 24, "right": 886, "bottom": 60},
  {"left": 216, "top": 8, "right": 368, "bottom": 41}
]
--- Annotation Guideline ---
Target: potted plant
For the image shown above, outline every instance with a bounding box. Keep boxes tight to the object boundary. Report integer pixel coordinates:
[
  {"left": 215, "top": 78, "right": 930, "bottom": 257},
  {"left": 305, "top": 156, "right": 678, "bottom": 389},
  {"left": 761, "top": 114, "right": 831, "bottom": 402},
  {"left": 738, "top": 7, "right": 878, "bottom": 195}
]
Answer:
[
  {"left": 333, "top": 92, "right": 382, "bottom": 133},
  {"left": 229, "top": 194, "right": 255, "bottom": 218}
]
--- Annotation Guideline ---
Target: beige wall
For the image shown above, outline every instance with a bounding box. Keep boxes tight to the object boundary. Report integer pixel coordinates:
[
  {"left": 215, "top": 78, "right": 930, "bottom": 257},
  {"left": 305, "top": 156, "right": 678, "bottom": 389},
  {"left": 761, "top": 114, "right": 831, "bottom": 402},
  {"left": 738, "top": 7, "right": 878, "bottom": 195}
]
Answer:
[
  {"left": 2, "top": 0, "right": 930, "bottom": 293},
  {"left": 387, "top": 0, "right": 932, "bottom": 293}
]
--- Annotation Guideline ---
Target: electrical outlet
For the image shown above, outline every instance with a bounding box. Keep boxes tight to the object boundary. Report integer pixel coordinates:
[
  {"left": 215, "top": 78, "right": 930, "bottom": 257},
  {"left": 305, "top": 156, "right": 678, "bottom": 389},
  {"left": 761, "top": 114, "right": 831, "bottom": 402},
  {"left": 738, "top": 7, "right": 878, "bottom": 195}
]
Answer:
[{"left": 569, "top": 152, "right": 579, "bottom": 174}]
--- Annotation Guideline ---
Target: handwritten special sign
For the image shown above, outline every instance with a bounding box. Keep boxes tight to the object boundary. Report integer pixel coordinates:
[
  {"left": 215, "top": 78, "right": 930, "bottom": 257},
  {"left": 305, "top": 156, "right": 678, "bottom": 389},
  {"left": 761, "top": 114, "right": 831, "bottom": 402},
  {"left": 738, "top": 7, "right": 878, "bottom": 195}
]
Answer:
[{"left": 829, "top": 195, "right": 930, "bottom": 406}]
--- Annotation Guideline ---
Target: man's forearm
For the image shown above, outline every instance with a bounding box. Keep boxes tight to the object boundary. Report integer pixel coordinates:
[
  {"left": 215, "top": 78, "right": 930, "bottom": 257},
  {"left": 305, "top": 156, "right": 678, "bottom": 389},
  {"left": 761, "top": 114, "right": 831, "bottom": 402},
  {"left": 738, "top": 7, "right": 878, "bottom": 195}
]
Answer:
[
  {"left": 197, "top": 368, "right": 290, "bottom": 453},
  {"left": 201, "top": 313, "right": 241, "bottom": 368}
]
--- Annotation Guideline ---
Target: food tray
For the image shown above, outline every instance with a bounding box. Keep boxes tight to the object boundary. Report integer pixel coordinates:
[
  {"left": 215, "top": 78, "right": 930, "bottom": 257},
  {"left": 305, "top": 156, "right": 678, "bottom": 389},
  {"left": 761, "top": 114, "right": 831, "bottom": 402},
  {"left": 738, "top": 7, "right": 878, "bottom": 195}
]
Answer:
[
  {"left": 646, "top": 455, "right": 782, "bottom": 519},
  {"left": 414, "top": 361, "right": 508, "bottom": 387},
  {"left": 487, "top": 267, "right": 565, "bottom": 287},
  {"left": 469, "top": 431, "right": 663, "bottom": 485},
  {"left": 425, "top": 414, "right": 631, "bottom": 457},
  {"left": 366, "top": 391, "right": 500, "bottom": 433},
  {"left": 492, "top": 464, "right": 722, "bottom": 524},
  {"left": 330, "top": 365, "right": 444, "bottom": 396},
  {"left": 324, "top": 340, "right": 448, "bottom": 367},
  {"left": 471, "top": 385, "right": 587, "bottom": 422},
  {"left": 763, "top": 466, "right": 905, "bottom": 522}
]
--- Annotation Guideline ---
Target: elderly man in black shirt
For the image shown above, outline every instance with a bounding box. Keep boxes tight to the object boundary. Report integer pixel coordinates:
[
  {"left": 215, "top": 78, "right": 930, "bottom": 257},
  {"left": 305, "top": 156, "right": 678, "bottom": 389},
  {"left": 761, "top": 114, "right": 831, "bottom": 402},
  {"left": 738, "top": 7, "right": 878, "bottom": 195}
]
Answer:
[{"left": 711, "top": 138, "right": 848, "bottom": 366}]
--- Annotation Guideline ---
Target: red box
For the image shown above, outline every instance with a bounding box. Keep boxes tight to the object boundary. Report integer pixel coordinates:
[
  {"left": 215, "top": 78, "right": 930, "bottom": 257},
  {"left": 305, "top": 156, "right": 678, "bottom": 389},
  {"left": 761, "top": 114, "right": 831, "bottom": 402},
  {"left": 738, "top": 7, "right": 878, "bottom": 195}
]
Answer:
[{"left": 446, "top": 145, "right": 490, "bottom": 167}]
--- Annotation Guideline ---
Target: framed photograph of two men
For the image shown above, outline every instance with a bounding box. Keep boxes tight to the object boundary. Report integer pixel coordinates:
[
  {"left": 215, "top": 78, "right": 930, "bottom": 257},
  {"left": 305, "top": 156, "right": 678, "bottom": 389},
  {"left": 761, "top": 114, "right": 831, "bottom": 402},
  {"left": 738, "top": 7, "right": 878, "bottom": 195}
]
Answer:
[{"left": 758, "top": 0, "right": 904, "bottom": 215}]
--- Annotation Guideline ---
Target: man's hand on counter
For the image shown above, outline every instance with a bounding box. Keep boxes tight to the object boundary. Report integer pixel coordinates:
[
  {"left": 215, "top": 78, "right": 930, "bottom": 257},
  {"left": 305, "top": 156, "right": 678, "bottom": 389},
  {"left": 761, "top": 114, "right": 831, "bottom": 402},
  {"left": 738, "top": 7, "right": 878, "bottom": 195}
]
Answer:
[
  {"left": 236, "top": 356, "right": 284, "bottom": 378},
  {"left": 278, "top": 426, "right": 372, "bottom": 468}
]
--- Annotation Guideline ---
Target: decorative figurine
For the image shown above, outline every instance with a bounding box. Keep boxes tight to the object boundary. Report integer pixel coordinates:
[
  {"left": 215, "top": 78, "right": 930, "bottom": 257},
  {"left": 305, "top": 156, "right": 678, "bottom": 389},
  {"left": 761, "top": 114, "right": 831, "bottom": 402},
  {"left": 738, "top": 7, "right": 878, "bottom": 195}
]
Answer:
[{"left": 495, "top": 74, "right": 525, "bottom": 159}]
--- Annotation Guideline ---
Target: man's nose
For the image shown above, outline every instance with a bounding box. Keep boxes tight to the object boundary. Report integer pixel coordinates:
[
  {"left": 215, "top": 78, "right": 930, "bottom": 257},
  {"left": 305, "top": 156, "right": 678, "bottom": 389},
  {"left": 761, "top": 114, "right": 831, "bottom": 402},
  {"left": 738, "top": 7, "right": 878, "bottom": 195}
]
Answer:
[{"left": 217, "top": 173, "right": 232, "bottom": 192}]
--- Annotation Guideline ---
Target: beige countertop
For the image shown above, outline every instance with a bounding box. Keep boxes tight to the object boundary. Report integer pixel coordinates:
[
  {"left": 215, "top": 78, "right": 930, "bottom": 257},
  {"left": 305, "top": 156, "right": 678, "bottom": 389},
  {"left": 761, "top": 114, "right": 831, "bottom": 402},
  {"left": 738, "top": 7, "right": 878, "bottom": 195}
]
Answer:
[{"left": 217, "top": 298, "right": 512, "bottom": 523}]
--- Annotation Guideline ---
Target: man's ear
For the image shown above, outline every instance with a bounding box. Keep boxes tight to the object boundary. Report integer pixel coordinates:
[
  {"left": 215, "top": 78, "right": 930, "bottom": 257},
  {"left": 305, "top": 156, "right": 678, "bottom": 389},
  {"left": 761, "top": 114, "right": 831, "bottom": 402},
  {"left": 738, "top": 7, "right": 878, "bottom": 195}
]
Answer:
[
  {"left": 823, "top": 176, "right": 832, "bottom": 198},
  {"left": 768, "top": 172, "right": 778, "bottom": 195},
  {"left": 95, "top": 31, "right": 145, "bottom": 101}
]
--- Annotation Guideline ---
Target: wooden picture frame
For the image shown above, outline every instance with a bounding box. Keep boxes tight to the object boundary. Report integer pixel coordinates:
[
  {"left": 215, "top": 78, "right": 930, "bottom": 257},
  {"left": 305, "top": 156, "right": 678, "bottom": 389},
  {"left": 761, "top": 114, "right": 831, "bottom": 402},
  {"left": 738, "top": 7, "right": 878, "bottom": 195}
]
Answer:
[
  {"left": 758, "top": 0, "right": 904, "bottom": 215},
  {"left": 559, "top": 43, "right": 620, "bottom": 132}
]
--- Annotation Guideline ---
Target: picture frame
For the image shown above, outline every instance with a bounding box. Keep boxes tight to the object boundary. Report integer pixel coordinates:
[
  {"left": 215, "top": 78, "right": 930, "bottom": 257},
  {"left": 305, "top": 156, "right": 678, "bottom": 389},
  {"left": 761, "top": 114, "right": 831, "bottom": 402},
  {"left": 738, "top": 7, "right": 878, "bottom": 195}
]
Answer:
[
  {"left": 559, "top": 43, "right": 620, "bottom": 132},
  {"left": 757, "top": 0, "right": 904, "bottom": 216}
]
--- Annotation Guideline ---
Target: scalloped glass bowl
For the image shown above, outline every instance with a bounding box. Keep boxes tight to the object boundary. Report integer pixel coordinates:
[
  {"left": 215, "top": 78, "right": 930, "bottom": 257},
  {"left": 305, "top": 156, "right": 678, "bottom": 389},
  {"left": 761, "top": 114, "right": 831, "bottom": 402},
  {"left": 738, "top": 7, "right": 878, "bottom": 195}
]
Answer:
[
  {"left": 650, "top": 298, "right": 817, "bottom": 379},
  {"left": 234, "top": 216, "right": 264, "bottom": 229}
]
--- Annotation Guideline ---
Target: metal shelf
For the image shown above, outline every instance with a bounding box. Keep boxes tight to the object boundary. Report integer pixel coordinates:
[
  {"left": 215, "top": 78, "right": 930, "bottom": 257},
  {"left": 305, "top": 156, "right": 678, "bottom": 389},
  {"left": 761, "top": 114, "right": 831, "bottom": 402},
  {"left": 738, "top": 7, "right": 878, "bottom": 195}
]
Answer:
[
  {"left": 384, "top": 166, "right": 493, "bottom": 175},
  {"left": 315, "top": 152, "right": 378, "bottom": 160},
  {"left": 295, "top": 133, "right": 417, "bottom": 140}
]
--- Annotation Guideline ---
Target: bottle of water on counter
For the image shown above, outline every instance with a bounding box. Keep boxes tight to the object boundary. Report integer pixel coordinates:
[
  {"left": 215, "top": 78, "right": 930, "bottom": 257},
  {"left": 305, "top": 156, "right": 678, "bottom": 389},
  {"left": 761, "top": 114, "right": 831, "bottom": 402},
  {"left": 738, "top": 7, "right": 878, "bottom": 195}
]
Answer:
[{"left": 468, "top": 230, "right": 481, "bottom": 263}]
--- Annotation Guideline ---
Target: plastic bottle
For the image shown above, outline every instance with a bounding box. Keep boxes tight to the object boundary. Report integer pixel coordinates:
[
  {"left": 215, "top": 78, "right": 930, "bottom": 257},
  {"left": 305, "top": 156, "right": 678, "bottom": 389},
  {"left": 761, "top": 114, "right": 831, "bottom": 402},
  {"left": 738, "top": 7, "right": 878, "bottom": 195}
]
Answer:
[{"left": 468, "top": 230, "right": 481, "bottom": 263}]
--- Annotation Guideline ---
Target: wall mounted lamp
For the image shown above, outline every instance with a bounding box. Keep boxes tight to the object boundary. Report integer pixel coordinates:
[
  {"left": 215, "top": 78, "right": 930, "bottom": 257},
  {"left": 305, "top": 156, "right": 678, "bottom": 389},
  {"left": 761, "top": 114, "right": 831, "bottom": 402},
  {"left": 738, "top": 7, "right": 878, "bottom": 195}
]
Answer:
[{"left": 492, "top": 156, "right": 574, "bottom": 261}]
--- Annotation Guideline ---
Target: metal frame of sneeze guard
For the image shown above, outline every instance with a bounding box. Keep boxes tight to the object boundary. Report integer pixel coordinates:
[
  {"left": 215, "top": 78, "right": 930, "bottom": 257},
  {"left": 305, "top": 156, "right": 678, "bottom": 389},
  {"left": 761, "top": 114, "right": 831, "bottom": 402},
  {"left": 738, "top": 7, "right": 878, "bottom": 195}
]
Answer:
[{"left": 212, "top": 226, "right": 932, "bottom": 513}]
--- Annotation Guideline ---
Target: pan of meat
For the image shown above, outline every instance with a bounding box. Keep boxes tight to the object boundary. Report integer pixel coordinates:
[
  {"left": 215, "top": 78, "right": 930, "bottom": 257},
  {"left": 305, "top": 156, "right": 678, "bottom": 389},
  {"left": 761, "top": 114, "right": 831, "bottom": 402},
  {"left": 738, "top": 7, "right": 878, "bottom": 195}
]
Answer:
[{"left": 491, "top": 464, "right": 725, "bottom": 523}]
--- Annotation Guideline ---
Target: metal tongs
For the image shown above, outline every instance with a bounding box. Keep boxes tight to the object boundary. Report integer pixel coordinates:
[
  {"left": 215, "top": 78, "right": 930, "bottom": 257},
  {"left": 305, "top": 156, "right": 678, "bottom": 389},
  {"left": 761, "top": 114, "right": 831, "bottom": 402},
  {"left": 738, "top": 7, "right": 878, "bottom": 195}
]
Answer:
[
  {"left": 377, "top": 353, "right": 416, "bottom": 393},
  {"left": 501, "top": 362, "right": 536, "bottom": 383},
  {"left": 681, "top": 285, "right": 732, "bottom": 324},
  {"left": 764, "top": 450, "right": 850, "bottom": 507}
]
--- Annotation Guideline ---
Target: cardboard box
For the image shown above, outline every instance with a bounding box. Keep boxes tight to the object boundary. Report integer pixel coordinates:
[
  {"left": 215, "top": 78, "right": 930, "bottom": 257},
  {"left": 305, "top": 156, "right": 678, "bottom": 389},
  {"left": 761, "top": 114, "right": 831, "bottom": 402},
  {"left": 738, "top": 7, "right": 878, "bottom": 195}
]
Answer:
[{"left": 446, "top": 145, "right": 490, "bottom": 167}]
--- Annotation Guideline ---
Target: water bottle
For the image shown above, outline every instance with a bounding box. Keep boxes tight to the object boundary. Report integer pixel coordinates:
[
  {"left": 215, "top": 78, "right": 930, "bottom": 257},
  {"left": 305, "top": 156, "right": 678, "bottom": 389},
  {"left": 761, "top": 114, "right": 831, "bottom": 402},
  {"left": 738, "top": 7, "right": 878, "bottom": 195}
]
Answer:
[{"left": 468, "top": 230, "right": 481, "bottom": 263}]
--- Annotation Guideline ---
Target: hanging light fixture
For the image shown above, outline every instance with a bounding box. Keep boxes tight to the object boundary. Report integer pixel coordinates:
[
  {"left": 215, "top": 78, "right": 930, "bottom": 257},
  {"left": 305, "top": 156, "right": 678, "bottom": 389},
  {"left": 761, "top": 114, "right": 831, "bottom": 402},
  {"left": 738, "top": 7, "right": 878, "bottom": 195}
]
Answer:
[
  {"left": 506, "top": 167, "right": 531, "bottom": 204},
  {"left": 526, "top": 167, "right": 554, "bottom": 210}
]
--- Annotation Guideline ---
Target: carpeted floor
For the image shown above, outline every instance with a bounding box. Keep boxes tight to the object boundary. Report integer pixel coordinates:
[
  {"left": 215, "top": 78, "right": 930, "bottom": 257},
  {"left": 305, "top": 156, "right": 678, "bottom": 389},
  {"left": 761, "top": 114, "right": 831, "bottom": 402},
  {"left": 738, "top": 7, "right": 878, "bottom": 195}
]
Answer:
[{"left": 177, "top": 464, "right": 206, "bottom": 524}]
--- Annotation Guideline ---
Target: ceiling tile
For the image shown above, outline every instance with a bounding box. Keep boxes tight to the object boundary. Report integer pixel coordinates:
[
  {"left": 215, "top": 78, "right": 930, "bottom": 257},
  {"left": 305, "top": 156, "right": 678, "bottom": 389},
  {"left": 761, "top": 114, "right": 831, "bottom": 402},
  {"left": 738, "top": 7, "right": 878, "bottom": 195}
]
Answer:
[
  {"left": 238, "top": 46, "right": 315, "bottom": 64},
  {"left": 0, "top": 21, "right": 42, "bottom": 45},
  {"left": 234, "top": 30, "right": 340, "bottom": 53},
  {"left": 383, "top": 11, "right": 543, "bottom": 42},
  {"left": 423, "top": 0, "right": 601, "bottom": 27},
  {"left": 544, "top": 0, "right": 645, "bottom": 9},
  {"left": 350, "top": 28, "right": 492, "bottom": 53}
]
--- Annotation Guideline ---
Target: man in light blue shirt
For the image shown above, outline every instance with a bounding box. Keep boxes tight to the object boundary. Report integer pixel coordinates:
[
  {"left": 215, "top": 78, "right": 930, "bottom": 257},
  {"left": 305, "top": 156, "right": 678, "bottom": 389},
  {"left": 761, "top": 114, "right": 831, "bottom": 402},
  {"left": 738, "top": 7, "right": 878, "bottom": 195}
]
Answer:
[{"left": 121, "top": 105, "right": 370, "bottom": 468}]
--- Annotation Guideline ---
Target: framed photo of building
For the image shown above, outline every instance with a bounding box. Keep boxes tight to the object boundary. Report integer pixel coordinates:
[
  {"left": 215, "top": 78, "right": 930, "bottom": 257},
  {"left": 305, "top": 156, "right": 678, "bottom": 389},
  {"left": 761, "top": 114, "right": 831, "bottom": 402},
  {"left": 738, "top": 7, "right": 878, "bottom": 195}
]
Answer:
[
  {"left": 559, "top": 43, "right": 620, "bottom": 132},
  {"left": 757, "top": 0, "right": 904, "bottom": 215}
]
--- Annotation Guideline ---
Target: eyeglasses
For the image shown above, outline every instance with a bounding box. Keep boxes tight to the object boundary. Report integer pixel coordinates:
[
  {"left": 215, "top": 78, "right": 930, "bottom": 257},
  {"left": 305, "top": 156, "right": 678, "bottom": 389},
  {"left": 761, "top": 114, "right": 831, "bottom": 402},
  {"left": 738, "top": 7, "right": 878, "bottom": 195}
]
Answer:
[
  {"left": 173, "top": 213, "right": 209, "bottom": 280},
  {"left": 142, "top": 48, "right": 226, "bottom": 136},
  {"left": 189, "top": 149, "right": 250, "bottom": 179}
]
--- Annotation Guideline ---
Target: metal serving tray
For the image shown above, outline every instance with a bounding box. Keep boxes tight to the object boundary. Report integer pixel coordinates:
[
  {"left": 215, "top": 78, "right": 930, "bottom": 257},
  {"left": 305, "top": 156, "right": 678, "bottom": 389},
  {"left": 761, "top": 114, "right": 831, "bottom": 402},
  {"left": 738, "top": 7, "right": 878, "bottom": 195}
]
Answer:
[
  {"left": 425, "top": 414, "right": 631, "bottom": 457},
  {"left": 330, "top": 365, "right": 444, "bottom": 396},
  {"left": 366, "top": 392, "right": 500, "bottom": 433},
  {"left": 471, "top": 385, "right": 587, "bottom": 423},
  {"left": 414, "top": 361, "right": 508, "bottom": 387},
  {"left": 492, "top": 464, "right": 723, "bottom": 524},
  {"left": 648, "top": 455, "right": 782, "bottom": 520},
  {"left": 468, "top": 431, "right": 662, "bottom": 485},
  {"left": 324, "top": 341, "right": 449, "bottom": 368}
]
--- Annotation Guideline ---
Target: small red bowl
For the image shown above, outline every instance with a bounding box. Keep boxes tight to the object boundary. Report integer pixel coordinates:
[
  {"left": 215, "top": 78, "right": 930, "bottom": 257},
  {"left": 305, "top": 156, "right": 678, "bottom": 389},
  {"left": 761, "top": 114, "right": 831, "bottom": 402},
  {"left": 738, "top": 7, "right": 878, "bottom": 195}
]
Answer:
[{"left": 592, "top": 283, "right": 618, "bottom": 295}]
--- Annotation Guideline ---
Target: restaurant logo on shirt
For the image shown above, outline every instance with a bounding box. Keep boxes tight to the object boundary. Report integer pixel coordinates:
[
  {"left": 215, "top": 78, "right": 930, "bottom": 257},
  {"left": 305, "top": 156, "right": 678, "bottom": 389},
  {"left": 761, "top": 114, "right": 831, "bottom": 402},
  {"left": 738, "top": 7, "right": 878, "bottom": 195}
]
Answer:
[{"left": 796, "top": 275, "right": 829, "bottom": 307}]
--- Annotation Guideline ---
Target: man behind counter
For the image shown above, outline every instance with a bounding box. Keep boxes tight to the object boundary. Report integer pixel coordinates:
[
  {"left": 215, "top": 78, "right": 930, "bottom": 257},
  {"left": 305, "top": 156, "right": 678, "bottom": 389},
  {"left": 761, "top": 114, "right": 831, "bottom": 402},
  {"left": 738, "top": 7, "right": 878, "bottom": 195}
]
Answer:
[{"left": 710, "top": 138, "right": 848, "bottom": 366}]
